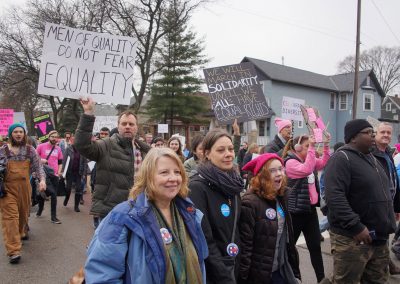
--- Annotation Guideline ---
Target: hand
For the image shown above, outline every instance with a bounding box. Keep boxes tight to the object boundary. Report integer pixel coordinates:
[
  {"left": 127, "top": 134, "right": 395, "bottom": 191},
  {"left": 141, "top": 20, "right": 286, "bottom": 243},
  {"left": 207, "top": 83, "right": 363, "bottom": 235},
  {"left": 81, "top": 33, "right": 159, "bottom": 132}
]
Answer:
[
  {"left": 353, "top": 227, "right": 372, "bottom": 244},
  {"left": 39, "top": 180, "right": 46, "bottom": 192},
  {"left": 41, "top": 159, "right": 48, "bottom": 164},
  {"left": 80, "top": 97, "right": 95, "bottom": 115},
  {"left": 58, "top": 172, "right": 63, "bottom": 177},
  {"left": 308, "top": 135, "right": 316, "bottom": 147},
  {"left": 232, "top": 119, "right": 240, "bottom": 135},
  {"left": 323, "top": 132, "right": 331, "bottom": 145}
]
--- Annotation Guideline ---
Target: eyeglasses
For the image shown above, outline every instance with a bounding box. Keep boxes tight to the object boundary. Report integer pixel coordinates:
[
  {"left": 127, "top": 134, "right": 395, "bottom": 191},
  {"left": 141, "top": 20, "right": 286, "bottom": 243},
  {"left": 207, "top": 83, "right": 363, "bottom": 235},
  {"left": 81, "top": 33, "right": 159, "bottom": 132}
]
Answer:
[
  {"left": 268, "top": 166, "right": 285, "bottom": 175},
  {"left": 359, "top": 130, "right": 376, "bottom": 136}
]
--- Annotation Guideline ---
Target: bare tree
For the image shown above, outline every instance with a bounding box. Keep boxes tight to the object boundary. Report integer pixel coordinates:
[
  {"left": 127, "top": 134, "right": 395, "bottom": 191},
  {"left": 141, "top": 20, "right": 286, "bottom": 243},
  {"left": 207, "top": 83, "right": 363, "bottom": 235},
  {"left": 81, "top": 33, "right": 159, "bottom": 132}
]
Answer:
[
  {"left": 337, "top": 46, "right": 400, "bottom": 95},
  {"left": 103, "top": 0, "right": 206, "bottom": 113}
]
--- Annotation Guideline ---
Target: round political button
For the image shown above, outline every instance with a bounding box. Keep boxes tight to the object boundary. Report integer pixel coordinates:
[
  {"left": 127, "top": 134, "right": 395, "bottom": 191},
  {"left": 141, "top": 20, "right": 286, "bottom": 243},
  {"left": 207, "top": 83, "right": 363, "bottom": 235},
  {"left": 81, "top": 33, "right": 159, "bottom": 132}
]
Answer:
[
  {"left": 220, "top": 204, "right": 230, "bottom": 217},
  {"left": 226, "top": 242, "right": 239, "bottom": 257},
  {"left": 266, "top": 208, "right": 277, "bottom": 220},
  {"left": 160, "top": 228, "right": 173, "bottom": 244}
]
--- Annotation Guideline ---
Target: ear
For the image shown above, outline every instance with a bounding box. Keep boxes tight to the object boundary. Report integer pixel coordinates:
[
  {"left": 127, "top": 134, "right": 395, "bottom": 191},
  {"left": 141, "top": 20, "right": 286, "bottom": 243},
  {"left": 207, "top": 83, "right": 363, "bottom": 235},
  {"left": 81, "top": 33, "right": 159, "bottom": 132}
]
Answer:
[{"left": 204, "top": 150, "right": 210, "bottom": 160}]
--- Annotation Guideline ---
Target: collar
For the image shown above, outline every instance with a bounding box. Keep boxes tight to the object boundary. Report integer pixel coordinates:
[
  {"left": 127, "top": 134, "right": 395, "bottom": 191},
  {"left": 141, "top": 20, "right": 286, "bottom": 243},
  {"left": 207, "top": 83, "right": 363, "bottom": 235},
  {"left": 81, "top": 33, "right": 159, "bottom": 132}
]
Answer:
[{"left": 277, "top": 133, "right": 287, "bottom": 145}]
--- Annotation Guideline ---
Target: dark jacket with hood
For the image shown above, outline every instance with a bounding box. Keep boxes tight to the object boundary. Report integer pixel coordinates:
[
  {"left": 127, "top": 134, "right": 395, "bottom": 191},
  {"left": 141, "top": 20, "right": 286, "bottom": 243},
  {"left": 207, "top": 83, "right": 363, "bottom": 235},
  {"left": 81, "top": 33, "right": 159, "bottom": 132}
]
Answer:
[
  {"left": 74, "top": 113, "right": 150, "bottom": 218},
  {"left": 239, "top": 193, "right": 300, "bottom": 283},
  {"left": 263, "top": 135, "right": 286, "bottom": 156},
  {"left": 372, "top": 146, "right": 400, "bottom": 213},
  {"left": 325, "top": 145, "right": 399, "bottom": 240},
  {"left": 189, "top": 173, "right": 241, "bottom": 284}
]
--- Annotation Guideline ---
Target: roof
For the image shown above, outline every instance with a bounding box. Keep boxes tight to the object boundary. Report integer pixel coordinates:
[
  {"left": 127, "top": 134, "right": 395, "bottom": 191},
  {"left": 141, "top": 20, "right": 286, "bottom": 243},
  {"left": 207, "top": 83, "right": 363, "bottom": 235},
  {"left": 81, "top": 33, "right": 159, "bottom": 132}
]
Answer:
[
  {"left": 387, "top": 95, "right": 400, "bottom": 109},
  {"left": 242, "top": 57, "right": 385, "bottom": 97}
]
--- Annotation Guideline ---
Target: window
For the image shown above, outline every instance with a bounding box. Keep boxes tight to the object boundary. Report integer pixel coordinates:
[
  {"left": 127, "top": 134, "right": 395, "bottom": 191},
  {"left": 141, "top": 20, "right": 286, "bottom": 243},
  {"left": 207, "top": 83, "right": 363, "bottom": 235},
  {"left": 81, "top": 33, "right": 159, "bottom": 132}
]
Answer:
[
  {"left": 298, "top": 120, "right": 303, "bottom": 128},
  {"left": 363, "top": 93, "right": 374, "bottom": 111},
  {"left": 259, "top": 120, "right": 265, "bottom": 137},
  {"left": 329, "top": 93, "right": 336, "bottom": 110},
  {"left": 394, "top": 115, "right": 399, "bottom": 121},
  {"left": 386, "top": 103, "right": 392, "bottom": 112},
  {"left": 339, "top": 93, "right": 348, "bottom": 110},
  {"left": 266, "top": 118, "right": 271, "bottom": 136}
]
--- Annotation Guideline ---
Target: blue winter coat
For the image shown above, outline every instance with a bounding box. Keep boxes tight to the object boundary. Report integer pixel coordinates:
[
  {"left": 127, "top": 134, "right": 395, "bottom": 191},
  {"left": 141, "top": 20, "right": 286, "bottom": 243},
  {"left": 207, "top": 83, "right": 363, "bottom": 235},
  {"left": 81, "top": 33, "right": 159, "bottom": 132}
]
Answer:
[{"left": 84, "top": 193, "right": 208, "bottom": 284}]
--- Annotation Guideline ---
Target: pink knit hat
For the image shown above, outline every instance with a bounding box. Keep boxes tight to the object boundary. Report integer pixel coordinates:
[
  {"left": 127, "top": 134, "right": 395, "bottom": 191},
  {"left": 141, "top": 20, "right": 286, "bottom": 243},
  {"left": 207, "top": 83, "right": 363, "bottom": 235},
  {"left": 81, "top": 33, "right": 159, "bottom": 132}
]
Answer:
[
  {"left": 242, "top": 153, "right": 284, "bottom": 176},
  {"left": 274, "top": 117, "right": 292, "bottom": 133}
]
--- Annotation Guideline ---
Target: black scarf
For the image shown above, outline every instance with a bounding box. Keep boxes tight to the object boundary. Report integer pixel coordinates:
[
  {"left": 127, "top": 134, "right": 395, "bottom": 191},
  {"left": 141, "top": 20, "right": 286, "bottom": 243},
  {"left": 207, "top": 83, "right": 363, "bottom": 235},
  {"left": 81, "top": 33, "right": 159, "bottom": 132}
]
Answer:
[{"left": 197, "top": 161, "right": 244, "bottom": 198}]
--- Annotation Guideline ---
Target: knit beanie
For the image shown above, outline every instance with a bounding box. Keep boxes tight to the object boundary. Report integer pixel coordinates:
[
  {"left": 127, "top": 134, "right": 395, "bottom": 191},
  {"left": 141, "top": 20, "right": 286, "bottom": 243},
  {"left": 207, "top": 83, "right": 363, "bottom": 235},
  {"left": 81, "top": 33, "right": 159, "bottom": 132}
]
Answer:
[
  {"left": 242, "top": 153, "right": 284, "bottom": 176},
  {"left": 344, "top": 119, "right": 372, "bottom": 144},
  {"left": 274, "top": 117, "right": 292, "bottom": 133},
  {"left": 8, "top": 123, "right": 26, "bottom": 138}
]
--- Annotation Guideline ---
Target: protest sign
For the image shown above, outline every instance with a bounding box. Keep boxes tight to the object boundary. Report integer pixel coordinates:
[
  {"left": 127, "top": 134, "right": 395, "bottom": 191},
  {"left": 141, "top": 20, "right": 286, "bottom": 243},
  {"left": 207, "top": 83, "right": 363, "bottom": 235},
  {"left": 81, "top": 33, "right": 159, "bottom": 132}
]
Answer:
[
  {"left": 38, "top": 22, "right": 137, "bottom": 105},
  {"left": 0, "top": 109, "right": 14, "bottom": 136},
  {"left": 281, "top": 96, "right": 305, "bottom": 121},
  {"left": 203, "top": 62, "right": 272, "bottom": 124},
  {"left": 93, "top": 116, "right": 118, "bottom": 133},
  {"left": 157, "top": 124, "right": 169, "bottom": 134},
  {"left": 299, "top": 105, "right": 329, "bottom": 142},
  {"left": 33, "top": 113, "right": 54, "bottom": 142},
  {"left": 13, "top": 112, "right": 27, "bottom": 133}
]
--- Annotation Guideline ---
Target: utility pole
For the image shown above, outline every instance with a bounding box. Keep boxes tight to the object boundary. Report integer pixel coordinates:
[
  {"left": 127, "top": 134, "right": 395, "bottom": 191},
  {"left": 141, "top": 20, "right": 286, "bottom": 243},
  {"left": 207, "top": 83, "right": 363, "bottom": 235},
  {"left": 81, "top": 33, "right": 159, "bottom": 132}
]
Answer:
[{"left": 352, "top": 0, "right": 361, "bottom": 119}]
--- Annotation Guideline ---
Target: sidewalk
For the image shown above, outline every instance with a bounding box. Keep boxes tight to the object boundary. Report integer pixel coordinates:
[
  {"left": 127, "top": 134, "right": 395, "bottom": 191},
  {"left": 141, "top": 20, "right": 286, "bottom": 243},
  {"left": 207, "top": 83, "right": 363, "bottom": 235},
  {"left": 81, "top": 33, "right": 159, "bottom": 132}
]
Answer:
[{"left": 296, "top": 232, "right": 400, "bottom": 283}]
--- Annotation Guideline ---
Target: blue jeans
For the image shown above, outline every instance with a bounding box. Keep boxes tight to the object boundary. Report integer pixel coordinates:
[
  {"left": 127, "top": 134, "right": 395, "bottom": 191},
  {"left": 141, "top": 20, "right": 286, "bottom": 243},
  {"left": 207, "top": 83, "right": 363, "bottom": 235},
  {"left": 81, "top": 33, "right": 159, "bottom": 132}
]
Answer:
[{"left": 319, "top": 216, "right": 330, "bottom": 233}]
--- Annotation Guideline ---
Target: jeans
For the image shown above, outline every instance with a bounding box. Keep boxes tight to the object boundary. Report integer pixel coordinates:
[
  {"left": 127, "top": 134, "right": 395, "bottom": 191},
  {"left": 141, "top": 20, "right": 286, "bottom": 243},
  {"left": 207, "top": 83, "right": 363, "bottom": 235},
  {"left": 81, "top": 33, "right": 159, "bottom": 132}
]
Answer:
[
  {"left": 37, "top": 175, "right": 58, "bottom": 218},
  {"left": 319, "top": 216, "right": 330, "bottom": 233}
]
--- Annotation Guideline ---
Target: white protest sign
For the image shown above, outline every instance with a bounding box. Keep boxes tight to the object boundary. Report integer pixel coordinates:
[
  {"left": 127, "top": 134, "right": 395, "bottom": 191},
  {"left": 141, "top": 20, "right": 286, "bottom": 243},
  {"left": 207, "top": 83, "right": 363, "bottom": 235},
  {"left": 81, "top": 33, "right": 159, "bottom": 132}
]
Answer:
[
  {"left": 13, "top": 112, "right": 28, "bottom": 133},
  {"left": 157, "top": 124, "right": 169, "bottom": 134},
  {"left": 281, "top": 96, "right": 305, "bottom": 121},
  {"left": 93, "top": 116, "right": 118, "bottom": 133},
  {"left": 38, "top": 22, "right": 137, "bottom": 105}
]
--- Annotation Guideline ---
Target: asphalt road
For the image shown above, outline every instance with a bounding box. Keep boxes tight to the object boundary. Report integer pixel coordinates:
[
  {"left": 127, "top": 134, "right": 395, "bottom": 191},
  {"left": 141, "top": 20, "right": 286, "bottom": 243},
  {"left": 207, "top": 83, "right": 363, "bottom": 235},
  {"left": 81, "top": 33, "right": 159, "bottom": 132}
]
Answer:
[{"left": 0, "top": 193, "right": 400, "bottom": 284}]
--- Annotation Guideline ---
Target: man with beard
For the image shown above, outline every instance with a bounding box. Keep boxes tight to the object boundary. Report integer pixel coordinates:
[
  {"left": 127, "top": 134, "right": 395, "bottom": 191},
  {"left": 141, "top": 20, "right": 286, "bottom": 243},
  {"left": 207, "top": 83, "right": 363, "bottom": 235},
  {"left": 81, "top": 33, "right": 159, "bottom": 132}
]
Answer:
[
  {"left": 36, "top": 130, "right": 63, "bottom": 224},
  {"left": 325, "top": 119, "right": 400, "bottom": 283},
  {"left": 0, "top": 123, "right": 46, "bottom": 264},
  {"left": 75, "top": 97, "right": 150, "bottom": 223},
  {"left": 371, "top": 122, "right": 400, "bottom": 275}
]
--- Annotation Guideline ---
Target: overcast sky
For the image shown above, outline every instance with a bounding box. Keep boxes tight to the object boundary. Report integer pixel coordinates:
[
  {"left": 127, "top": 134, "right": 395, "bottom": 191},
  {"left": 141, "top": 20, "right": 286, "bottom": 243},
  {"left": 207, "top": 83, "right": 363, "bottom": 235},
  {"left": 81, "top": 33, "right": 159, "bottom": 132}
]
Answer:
[
  {"left": 1, "top": 0, "right": 399, "bottom": 79},
  {"left": 191, "top": 0, "right": 400, "bottom": 76}
]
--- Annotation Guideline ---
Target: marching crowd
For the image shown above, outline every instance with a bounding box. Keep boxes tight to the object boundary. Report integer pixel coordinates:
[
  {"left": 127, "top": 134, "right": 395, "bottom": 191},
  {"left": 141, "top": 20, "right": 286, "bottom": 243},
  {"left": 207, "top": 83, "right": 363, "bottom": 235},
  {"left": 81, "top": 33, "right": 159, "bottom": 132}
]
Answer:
[{"left": 1, "top": 97, "right": 400, "bottom": 284}]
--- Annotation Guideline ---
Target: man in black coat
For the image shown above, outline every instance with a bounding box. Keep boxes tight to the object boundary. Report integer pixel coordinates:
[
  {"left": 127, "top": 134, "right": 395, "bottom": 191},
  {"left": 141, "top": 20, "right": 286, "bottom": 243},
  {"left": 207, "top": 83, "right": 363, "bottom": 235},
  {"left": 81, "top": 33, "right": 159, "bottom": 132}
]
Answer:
[
  {"left": 371, "top": 122, "right": 400, "bottom": 275},
  {"left": 325, "top": 119, "right": 400, "bottom": 283},
  {"left": 262, "top": 117, "right": 292, "bottom": 156}
]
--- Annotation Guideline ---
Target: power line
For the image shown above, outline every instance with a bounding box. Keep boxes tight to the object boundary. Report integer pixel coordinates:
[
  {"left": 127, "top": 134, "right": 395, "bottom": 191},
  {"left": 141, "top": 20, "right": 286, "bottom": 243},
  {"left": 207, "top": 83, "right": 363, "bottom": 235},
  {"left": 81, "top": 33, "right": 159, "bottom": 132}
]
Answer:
[
  {"left": 370, "top": 0, "right": 400, "bottom": 45},
  {"left": 216, "top": 3, "right": 357, "bottom": 44}
]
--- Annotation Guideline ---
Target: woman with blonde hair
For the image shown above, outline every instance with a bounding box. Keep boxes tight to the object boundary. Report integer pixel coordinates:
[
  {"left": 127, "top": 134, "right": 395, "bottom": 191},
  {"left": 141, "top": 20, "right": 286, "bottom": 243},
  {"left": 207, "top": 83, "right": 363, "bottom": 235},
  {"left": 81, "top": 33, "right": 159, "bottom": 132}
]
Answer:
[
  {"left": 239, "top": 153, "right": 300, "bottom": 283},
  {"left": 85, "top": 147, "right": 208, "bottom": 283}
]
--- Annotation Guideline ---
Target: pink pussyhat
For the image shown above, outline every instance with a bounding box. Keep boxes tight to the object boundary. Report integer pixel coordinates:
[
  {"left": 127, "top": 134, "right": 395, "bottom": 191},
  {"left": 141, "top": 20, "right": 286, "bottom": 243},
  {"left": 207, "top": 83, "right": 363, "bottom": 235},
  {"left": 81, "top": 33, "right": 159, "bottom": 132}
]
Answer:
[
  {"left": 242, "top": 153, "right": 284, "bottom": 176},
  {"left": 274, "top": 117, "right": 292, "bottom": 133}
]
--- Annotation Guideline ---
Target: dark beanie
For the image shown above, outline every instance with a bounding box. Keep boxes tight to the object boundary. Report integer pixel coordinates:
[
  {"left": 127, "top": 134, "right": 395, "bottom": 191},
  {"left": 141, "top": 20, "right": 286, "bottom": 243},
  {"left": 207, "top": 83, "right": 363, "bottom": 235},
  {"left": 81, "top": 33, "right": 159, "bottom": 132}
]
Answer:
[
  {"left": 344, "top": 119, "right": 372, "bottom": 143},
  {"left": 8, "top": 123, "right": 26, "bottom": 138}
]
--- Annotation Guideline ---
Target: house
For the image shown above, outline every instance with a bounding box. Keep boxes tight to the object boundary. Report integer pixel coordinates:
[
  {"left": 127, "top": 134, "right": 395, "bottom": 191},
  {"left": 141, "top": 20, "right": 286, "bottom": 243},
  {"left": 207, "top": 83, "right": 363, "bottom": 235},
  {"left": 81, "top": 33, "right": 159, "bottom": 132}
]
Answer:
[
  {"left": 238, "top": 57, "right": 385, "bottom": 144},
  {"left": 381, "top": 94, "right": 400, "bottom": 142}
]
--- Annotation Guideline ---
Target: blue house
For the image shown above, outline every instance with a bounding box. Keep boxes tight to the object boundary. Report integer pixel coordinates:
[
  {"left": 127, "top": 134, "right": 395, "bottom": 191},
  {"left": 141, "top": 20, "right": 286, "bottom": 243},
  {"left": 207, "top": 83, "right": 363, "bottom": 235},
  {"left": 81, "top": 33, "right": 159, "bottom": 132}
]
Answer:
[{"left": 240, "top": 57, "right": 385, "bottom": 144}]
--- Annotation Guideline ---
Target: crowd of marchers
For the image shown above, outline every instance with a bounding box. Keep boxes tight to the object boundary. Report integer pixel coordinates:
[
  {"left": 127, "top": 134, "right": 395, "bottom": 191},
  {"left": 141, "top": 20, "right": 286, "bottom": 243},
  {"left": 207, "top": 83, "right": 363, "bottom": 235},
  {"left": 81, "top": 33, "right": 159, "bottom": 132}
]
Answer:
[{"left": 1, "top": 98, "right": 400, "bottom": 284}]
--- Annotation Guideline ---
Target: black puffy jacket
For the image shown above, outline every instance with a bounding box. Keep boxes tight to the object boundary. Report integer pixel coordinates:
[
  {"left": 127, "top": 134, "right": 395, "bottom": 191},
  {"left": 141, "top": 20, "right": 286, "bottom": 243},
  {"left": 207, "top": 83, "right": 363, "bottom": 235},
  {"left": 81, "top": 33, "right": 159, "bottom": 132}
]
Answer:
[{"left": 239, "top": 193, "right": 300, "bottom": 283}]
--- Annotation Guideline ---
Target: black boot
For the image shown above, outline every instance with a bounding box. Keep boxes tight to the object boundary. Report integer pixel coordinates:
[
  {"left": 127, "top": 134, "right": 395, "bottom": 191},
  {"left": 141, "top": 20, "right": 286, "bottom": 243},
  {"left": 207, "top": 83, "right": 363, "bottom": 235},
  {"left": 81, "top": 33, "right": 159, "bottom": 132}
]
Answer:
[
  {"left": 74, "top": 194, "right": 80, "bottom": 212},
  {"left": 63, "top": 192, "right": 70, "bottom": 206}
]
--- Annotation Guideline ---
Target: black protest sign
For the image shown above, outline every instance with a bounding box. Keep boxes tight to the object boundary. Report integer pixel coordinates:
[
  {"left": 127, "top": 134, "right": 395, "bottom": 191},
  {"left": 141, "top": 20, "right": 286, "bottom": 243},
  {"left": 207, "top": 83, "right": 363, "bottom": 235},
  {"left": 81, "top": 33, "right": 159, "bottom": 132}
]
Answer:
[
  {"left": 33, "top": 113, "right": 54, "bottom": 142},
  {"left": 203, "top": 62, "right": 272, "bottom": 124}
]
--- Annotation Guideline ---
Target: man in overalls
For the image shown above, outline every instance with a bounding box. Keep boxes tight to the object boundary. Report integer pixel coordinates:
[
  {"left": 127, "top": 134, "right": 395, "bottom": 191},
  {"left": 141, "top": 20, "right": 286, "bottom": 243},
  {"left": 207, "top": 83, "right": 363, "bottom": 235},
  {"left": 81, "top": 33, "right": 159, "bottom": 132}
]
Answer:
[{"left": 0, "top": 123, "right": 46, "bottom": 264}]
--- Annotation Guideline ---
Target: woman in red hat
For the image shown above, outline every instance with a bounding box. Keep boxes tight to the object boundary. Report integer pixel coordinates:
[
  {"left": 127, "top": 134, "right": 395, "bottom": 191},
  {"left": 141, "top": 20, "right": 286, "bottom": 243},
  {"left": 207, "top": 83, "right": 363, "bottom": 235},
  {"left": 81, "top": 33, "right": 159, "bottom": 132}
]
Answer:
[{"left": 239, "top": 153, "right": 300, "bottom": 283}]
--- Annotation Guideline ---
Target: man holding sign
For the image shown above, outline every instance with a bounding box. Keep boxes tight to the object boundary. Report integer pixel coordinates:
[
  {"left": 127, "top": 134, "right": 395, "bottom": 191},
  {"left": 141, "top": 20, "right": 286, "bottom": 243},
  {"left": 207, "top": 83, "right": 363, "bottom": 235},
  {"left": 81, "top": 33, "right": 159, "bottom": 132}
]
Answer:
[{"left": 74, "top": 97, "right": 150, "bottom": 221}]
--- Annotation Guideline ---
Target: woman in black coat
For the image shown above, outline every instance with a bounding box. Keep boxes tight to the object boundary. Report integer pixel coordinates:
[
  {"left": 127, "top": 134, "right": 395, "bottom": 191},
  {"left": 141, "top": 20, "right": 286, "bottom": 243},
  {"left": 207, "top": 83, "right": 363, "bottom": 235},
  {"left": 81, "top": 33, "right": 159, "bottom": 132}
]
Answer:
[
  {"left": 239, "top": 153, "right": 300, "bottom": 284},
  {"left": 189, "top": 128, "right": 244, "bottom": 284}
]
